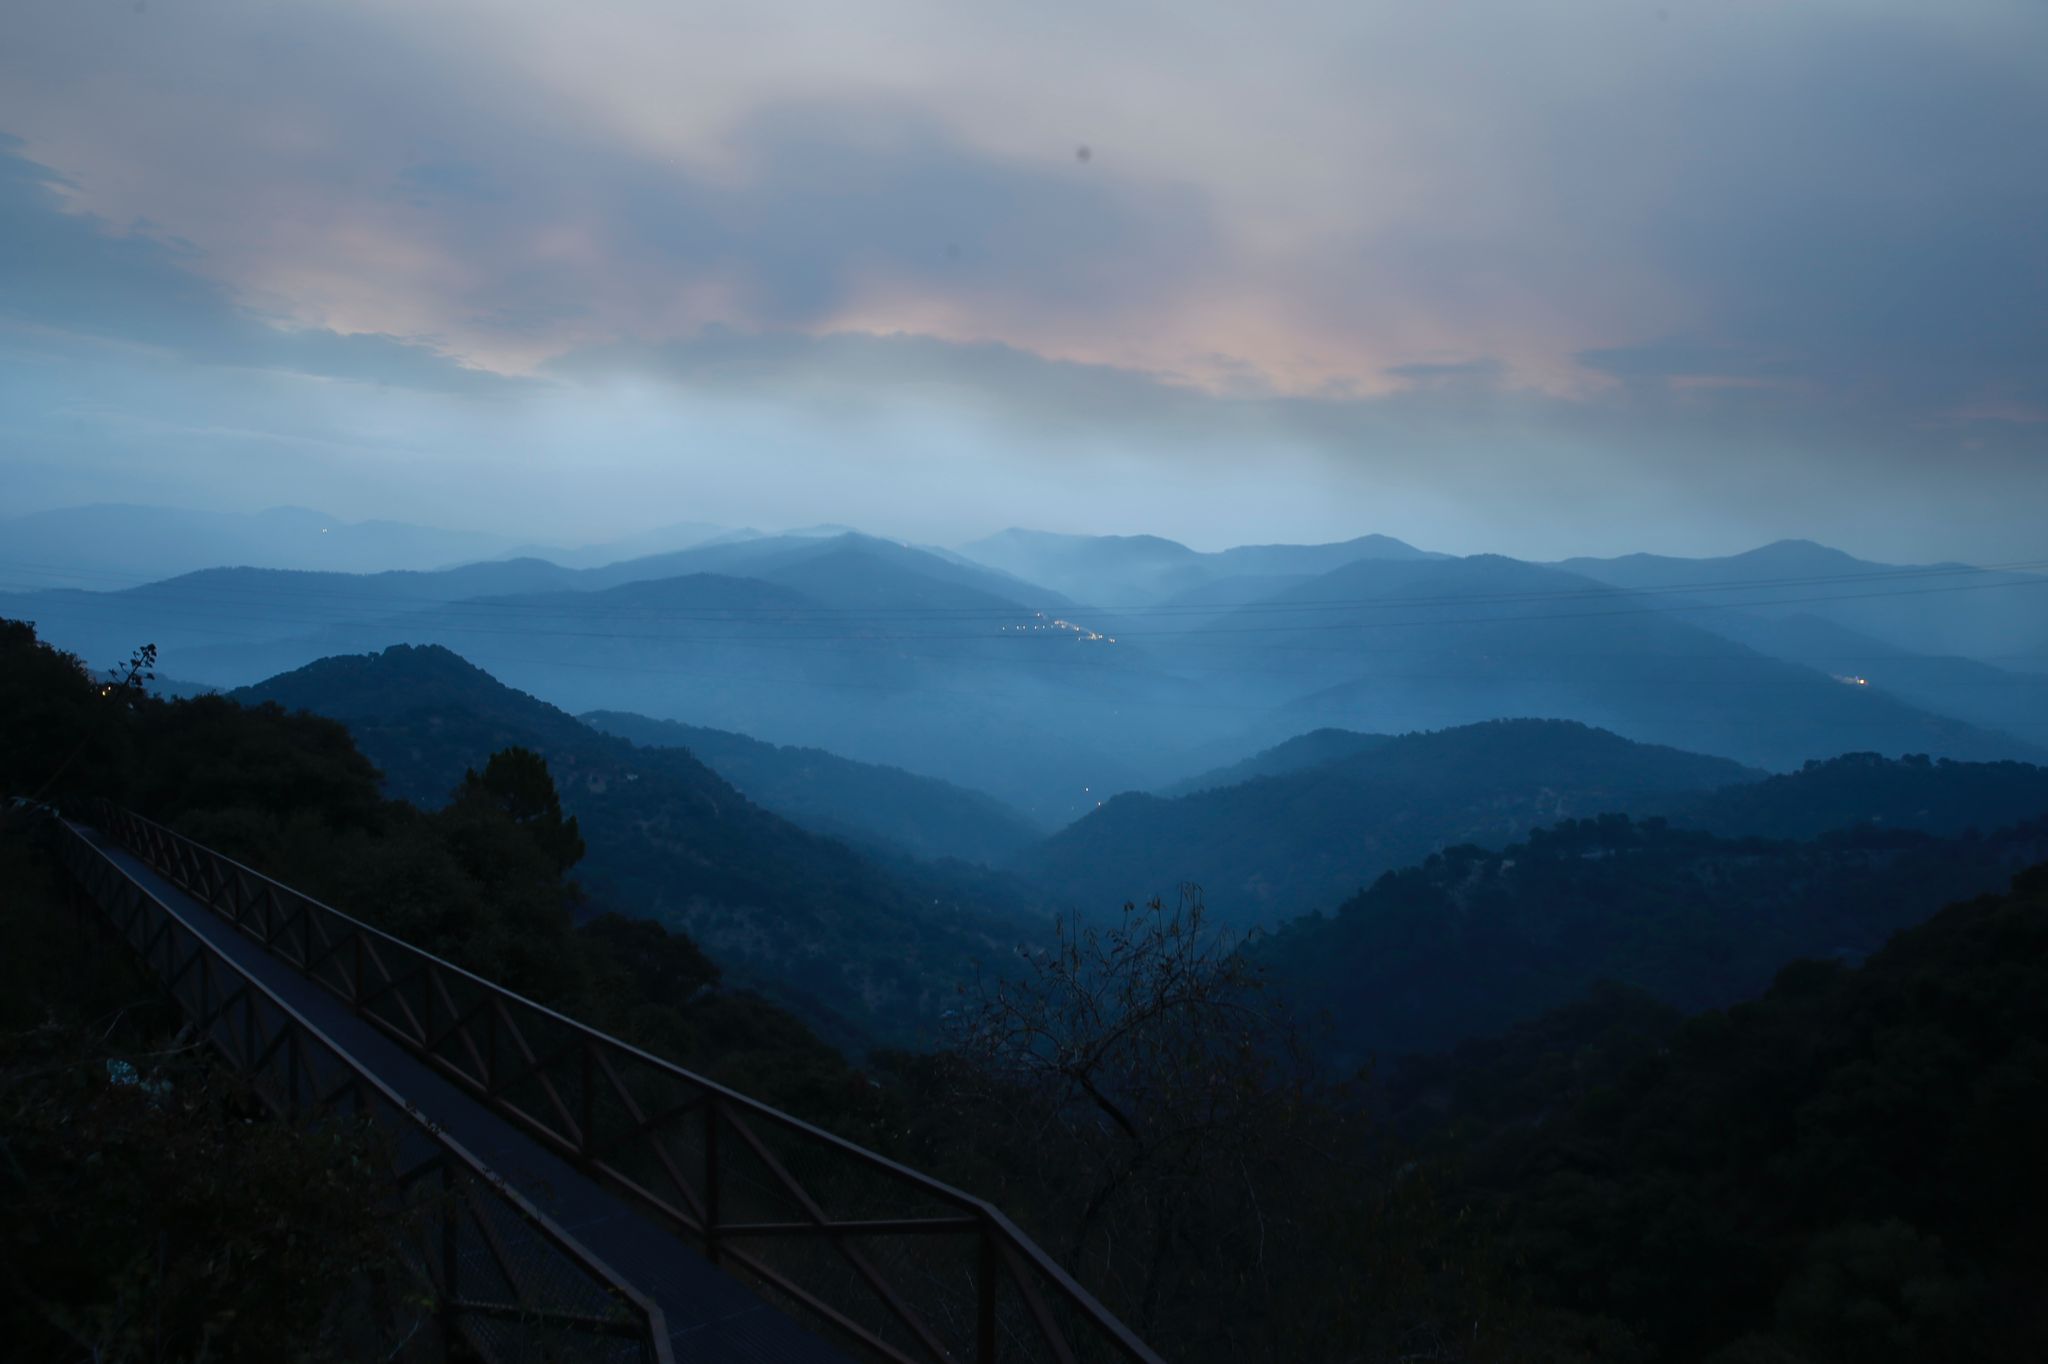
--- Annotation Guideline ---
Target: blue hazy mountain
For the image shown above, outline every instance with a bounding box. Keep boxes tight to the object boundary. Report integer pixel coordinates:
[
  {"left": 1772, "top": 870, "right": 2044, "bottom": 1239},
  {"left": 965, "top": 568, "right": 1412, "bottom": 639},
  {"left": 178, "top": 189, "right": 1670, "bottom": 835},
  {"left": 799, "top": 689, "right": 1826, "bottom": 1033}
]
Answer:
[
  {"left": 1021, "top": 719, "right": 1760, "bottom": 929},
  {"left": 232, "top": 643, "right": 1045, "bottom": 1041},
  {"left": 12, "top": 513, "right": 2043, "bottom": 825},
  {"left": 1189, "top": 553, "right": 2042, "bottom": 771},
  {"left": 1554, "top": 539, "right": 2048, "bottom": 665},
  {"left": 582, "top": 708, "right": 1044, "bottom": 864},
  {"left": 1, "top": 558, "right": 583, "bottom": 666},
  {"left": 0, "top": 503, "right": 521, "bottom": 587},
  {"left": 1156, "top": 728, "right": 1396, "bottom": 797},
  {"left": 957, "top": 527, "right": 1439, "bottom": 606},
  {"left": 1682, "top": 609, "right": 2048, "bottom": 750}
]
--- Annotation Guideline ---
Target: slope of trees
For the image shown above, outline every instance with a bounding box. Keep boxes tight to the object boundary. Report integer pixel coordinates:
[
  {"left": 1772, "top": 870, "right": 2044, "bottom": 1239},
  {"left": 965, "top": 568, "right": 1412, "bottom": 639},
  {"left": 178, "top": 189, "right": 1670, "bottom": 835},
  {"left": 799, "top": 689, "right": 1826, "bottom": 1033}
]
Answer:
[
  {"left": 1261, "top": 812, "right": 2048, "bottom": 1065},
  {"left": 0, "top": 618, "right": 871, "bottom": 1120},
  {"left": 1398, "top": 864, "right": 2048, "bottom": 1362},
  {"left": 1664, "top": 750, "right": 2048, "bottom": 840}
]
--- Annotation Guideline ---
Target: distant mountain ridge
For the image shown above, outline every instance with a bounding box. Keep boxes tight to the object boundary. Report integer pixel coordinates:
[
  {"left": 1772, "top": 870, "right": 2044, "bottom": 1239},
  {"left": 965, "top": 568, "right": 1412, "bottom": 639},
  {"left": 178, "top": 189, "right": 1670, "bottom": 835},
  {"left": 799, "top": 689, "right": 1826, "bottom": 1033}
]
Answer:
[
  {"left": 1020, "top": 719, "right": 1761, "bottom": 929},
  {"left": 0, "top": 503, "right": 522, "bottom": 587},
  {"left": 12, "top": 510, "right": 2043, "bottom": 819},
  {"left": 1226, "top": 553, "right": 2041, "bottom": 771},
  {"left": 582, "top": 709, "right": 1043, "bottom": 864},
  {"left": 957, "top": 527, "right": 1441, "bottom": 605},
  {"left": 1554, "top": 539, "right": 2048, "bottom": 664}
]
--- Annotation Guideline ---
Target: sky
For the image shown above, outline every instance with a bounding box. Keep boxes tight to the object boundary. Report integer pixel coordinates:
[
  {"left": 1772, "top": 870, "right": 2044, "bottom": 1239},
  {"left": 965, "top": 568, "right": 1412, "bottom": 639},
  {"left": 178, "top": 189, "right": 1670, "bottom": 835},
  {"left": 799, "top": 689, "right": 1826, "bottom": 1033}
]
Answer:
[{"left": 1, "top": 0, "right": 2044, "bottom": 561}]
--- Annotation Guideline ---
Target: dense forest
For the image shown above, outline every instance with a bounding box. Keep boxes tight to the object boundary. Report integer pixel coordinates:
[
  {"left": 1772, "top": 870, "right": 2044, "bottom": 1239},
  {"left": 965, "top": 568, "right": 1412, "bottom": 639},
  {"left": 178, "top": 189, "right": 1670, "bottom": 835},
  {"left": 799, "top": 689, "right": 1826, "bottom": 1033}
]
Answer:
[
  {"left": 1263, "top": 812, "right": 2048, "bottom": 1064},
  {"left": 6, "top": 614, "right": 2048, "bottom": 1363}
]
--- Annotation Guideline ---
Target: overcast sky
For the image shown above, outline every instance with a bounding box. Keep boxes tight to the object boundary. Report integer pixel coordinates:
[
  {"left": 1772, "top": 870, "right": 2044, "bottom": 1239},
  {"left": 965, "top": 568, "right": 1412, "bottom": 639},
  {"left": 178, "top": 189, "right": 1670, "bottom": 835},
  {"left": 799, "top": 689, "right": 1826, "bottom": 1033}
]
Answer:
[{"left": 1, "top": 0, "right": 2043, "bottom": 561}]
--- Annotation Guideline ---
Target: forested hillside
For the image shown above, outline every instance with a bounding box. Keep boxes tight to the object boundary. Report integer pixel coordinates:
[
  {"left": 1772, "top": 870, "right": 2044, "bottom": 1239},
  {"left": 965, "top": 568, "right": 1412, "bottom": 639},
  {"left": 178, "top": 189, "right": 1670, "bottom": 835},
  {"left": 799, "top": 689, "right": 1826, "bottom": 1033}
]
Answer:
[
  {"left": 1391, "top": 864, "right": 2048, "bottom": 1362},
  {"left": 1664, "top": 750, "right": 2048, "bottom": 840},
  {"left": 0, "top": 618, "right": 869, "bottom": 1119},
  {"left": 1262, "top": 812, "right": 2048, "bottom": 1065},
  {"left": 234, "top": 644, "right": 1048, "bottom": 1041}
]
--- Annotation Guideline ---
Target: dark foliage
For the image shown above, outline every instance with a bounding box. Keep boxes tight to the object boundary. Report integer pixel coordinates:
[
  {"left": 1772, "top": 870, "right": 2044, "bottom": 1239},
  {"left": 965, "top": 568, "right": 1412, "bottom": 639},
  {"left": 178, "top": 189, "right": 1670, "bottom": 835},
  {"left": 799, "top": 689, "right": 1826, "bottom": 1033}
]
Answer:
[
  {"left": 1263, "top": 812, "right": 2048, "bottom": 1066},
  {"left": 0, "top": 819, "right": 408, "bottom": 1362},
  {"left": 1407, "top": 865, "right": 2048, "bottom": 1362},
  {"left": 1666, "top": 750, "right": 2048, "bottom": 841},
  {"left": 0, "top": 617, "right": 872, "bottom": 1121}
]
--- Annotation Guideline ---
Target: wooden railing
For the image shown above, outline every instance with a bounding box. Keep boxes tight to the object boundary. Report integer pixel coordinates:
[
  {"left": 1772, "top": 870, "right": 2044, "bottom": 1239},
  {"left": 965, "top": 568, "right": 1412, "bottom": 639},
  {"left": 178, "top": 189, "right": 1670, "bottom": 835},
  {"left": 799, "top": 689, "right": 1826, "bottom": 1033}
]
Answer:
[
  {"left": 93, "top": 803, "right": 1167, "bottom": 1364},
  {"left": 55, "top": 815, "right": 672, "bottom": 1364}
]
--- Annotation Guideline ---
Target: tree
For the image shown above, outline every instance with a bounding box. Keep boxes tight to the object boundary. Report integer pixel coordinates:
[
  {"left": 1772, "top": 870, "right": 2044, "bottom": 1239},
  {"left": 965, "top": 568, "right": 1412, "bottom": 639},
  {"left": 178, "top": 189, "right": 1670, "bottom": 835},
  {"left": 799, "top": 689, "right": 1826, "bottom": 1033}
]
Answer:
[
  {"left": 452, "top": 745, "right": 584, "bottom": 875},
  {"left": 947, "top": 890, "right": 1346, "bottom": 1354}
]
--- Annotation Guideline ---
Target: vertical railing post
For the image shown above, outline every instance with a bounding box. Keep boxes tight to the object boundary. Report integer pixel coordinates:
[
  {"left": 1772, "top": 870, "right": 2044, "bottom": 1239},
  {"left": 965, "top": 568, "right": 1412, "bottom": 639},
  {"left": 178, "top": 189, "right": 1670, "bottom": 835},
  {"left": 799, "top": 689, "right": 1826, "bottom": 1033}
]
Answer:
[
  {"left": 703, "top": 1094, "right": 721, "bottom": 1265},
  {"left": 581, "top": 1039, "right": 596, "bottom": 1156},
  {"left": 353, "top": 932, "right": 365, "bottom": 1011},
  {"left": 978, "top": 1221, "right": 999, "bottom": 1364},
  {"left": 485, "top": 1003, "right": 498, "bottom": 1098},
  {"left": 439, "top": 1159, "right": 460, "bottom": 1356}
]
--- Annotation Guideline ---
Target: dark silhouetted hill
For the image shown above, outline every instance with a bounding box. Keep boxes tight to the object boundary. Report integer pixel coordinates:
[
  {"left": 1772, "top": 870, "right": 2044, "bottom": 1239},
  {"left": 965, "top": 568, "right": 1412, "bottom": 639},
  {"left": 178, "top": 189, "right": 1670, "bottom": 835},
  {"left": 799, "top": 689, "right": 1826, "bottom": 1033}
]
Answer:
[
  {"left": 1664, "top": 750, "right": 2048, "bottom": 840},
  {"left": 1387, "top": 862, "right": 2048, "bottom": 1362},
  {"left": 1261, "top": 812, "right": 2048, "bottom": 1066}
]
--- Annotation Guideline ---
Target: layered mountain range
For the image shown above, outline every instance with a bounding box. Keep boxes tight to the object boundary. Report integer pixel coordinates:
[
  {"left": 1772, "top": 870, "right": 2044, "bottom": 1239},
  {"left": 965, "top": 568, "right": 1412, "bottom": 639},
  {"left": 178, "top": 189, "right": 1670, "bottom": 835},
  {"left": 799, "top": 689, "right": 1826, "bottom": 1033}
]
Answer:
[{"left": 8, "top": 513, "right": 2044, "bottom": 833}]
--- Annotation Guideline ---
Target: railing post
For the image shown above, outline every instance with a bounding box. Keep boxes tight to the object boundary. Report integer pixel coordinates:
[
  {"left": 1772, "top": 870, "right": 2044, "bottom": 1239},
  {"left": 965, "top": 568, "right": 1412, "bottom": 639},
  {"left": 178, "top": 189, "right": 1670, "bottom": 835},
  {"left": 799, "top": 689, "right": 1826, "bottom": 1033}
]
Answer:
[
  {"left": 703, "top": 1095, "right": 721, "bottom": 1265},
  {"left": 352, "top": 932, "right": 365, "bottom": 1011},
  {"left": 978, "top": 1221, "right": 999, "bottom": 1364},
  {"left": 581, "top": 1039, "right": 596, "bottom": 1156},
  {"left": 439, "top": 1159, "right": 460, "bottom": 1357}
]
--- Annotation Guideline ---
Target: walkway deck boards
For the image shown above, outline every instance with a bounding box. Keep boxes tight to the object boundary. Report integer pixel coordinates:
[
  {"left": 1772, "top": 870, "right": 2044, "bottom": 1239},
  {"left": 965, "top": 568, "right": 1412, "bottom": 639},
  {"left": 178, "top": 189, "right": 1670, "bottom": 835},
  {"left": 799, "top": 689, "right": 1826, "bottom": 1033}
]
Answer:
[{"left": 70, "top": 820, "right": 855, "bottom": 1364}]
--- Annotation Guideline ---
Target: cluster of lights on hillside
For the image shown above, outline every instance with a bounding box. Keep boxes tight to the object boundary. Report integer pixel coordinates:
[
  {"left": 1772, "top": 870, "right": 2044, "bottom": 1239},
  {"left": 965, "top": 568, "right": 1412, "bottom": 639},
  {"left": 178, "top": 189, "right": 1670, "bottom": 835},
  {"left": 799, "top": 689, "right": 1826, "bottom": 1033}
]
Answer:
[{"left": 1001, "top": 611, "right": 1116, "bottom": 643}]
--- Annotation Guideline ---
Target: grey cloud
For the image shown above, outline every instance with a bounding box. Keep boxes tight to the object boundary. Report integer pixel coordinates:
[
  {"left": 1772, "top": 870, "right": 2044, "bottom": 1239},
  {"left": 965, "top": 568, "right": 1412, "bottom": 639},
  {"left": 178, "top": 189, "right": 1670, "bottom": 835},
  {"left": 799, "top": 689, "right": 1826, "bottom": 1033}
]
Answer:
[
  {"left": 374, "top": 96, "right": 1221, "bottom": 340},
  {"left": 1573, "top": 339, "right": 1783, "bottom": 382},
  {"left": 1385, "top": 359, "right": 1506, "bottom": 384},
  {"left": 0, "top": 137, "right": 512, "bottom": 394},
  {"left": 1301, "top": 9, "right": 2048, "bottom": 418}
]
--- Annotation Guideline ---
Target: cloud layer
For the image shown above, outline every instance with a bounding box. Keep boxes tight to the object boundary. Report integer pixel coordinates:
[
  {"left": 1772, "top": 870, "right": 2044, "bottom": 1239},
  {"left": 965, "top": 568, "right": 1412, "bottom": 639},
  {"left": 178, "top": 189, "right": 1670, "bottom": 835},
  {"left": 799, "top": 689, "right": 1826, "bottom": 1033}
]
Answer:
[{"left": 0, "top": 1, "right": 2043, "bottom": 561}]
